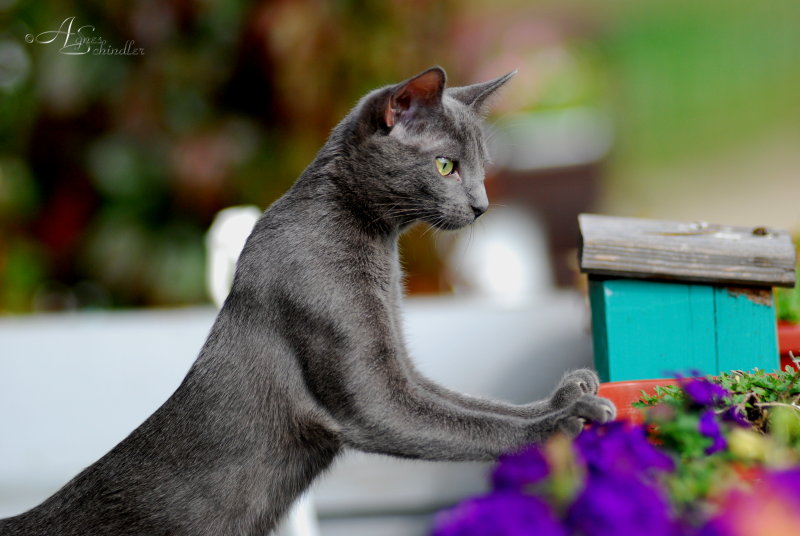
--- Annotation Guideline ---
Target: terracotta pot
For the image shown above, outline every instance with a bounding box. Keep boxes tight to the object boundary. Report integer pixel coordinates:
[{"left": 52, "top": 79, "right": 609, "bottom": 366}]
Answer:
[
  {"left": 598, "top": 379, "right": 678, "bottom": 423},
  {"left": 778, "top": 321, "right": 800, "bottom": 370}
]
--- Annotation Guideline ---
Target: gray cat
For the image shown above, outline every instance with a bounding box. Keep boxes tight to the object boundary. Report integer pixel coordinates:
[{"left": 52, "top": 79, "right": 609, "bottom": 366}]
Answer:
[{"left": 0, "top": 67, "right": 615, "bottom": 536}]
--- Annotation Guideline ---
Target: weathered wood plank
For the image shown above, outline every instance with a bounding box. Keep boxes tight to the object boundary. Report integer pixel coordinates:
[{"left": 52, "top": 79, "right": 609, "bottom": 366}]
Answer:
[{"left": 579, "top": 214, "right": 797, "bottom": 288}]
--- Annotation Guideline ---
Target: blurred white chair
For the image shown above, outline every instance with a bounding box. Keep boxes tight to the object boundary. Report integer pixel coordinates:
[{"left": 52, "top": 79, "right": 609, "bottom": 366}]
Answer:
[
  {"left": 206, "top": 206, "right": 321, "bottom": 536},
  {"left": 206, "top": 206, "right": 262, "bottom": 307}
]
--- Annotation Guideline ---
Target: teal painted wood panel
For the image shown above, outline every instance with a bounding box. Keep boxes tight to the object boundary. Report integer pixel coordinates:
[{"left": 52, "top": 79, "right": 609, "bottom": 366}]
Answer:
[
  {"left": 590, "top": 279, "right": 716, "bottom": 381},
  {"left": 588, "top": 280, "right": 610, "bottom": 382},
  {"left": 589, "top": 277, "right": 780, "bottom": 381},
  {"left": 714, "top": 287, "right": 779, "bottom": 372}
]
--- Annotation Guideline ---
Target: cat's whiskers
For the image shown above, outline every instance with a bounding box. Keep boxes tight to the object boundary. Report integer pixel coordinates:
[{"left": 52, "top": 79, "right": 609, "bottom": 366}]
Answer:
[
  {"left": 419, "top": 215, "right": 448, "bottom": 239},
  {"left": 419, "top": 222, "right": 436, "bottom": 239},
  {"left": 380, "top": 208, "right": 435, "bottom": 220},
  {"left": 368, "top": 201, "right": 418, "bottom": 224},
  {"left": 371, "top": 203, "right": 442, "bottom": 228},
  {"left": 466, "top": 221, "right": 476, "bottom": 257},
  {"left": 483, "top": 123, "right": 501, "bottom": 146}
]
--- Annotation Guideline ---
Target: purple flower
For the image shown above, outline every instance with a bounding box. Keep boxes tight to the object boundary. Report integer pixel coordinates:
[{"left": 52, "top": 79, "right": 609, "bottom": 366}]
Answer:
[
  {"left": 699, "top": 469, "right": 800, "bottom": 536},
  {"left": 431, "top": 491, "right": 566, "bottom": 536},
  {"left": 764, "top": 468, "right": 800, "bottom": 508},
  {"left": 696, "top": 519, "right": 731, "bottom": 536},
  {"left": 698, "top": 409, "right": 727, "bottom": 454},
  {"left": 576, "top": 422, "right": 674, "bottom": 478},
  {"left": 682, "top": 378, "right": 730, "bottom": 407},
  {"left": 492, "top": 445, "right": 549, "bottom": 491},
  {"left": 720, "top": 406, "right": 749, "bottom": 428},
  {"left": 566, "top": 473, "right": 683, "bottom": 536}
]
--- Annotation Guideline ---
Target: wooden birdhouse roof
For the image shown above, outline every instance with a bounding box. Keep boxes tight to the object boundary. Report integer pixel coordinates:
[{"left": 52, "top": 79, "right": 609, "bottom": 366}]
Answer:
[{"left": 578, "top": 214, "right": 797, "bottom": 288}]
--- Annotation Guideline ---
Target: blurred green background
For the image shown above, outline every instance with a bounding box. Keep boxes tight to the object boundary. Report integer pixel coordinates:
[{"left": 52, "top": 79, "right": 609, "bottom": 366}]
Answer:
[{"left": 0, "top": 0, "right": 798, "bottom": 313}]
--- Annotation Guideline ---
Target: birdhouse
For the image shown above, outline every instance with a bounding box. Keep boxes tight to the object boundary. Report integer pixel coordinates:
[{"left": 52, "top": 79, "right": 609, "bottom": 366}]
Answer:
[{"left": 578, "top": 214, "right": 797, "bottom": 382}]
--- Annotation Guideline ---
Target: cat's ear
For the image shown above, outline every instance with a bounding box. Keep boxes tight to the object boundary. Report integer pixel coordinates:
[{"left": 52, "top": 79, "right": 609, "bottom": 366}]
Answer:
[
  {"left": 383, "top": 67, "right": 446, "bottom": 128},
  {"left": 448, "top": 70, "right": 517, "bottom": 115}
]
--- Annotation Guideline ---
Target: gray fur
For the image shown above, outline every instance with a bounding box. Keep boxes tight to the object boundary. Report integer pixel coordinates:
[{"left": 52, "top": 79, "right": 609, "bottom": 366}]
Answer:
[{"left": 0, "top": 67, "right": 615, "bottom": 536}]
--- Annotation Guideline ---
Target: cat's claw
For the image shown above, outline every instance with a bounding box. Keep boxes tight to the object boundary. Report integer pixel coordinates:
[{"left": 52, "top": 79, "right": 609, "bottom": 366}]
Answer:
[
  {"left": 573, "top": 393, "right": 616, "bottom": 421},
  {"left": 556, "top": 394, "right": 617, "bottom": 438},
  {"left": 549, "top": 369, "right": 601, "bottom": 408},
  {"left": 557, "top": 417, "right": 586, "bottom": 438}
]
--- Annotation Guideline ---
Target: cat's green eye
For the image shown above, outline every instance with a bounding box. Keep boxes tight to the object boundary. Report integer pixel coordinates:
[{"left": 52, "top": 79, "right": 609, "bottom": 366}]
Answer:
[{"left": 435, "top": 157, "right": 455, "bottom": 176}]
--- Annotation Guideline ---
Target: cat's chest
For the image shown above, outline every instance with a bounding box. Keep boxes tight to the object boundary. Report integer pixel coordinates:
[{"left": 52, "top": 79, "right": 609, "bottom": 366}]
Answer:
[
  {"left": 351, "top": 237, "right": 403, "bottom": 293},
  {"left": 385, "top": 253, "right": 407, "bottom": 323}
]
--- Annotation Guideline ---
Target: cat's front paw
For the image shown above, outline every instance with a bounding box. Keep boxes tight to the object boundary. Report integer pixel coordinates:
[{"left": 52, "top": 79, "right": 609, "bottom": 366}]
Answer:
[
  {"left": 549, "top": 369, "right": 601, "bottom": 408},
  {"left": 556, "top": 394, "right": 616, "bottom": 438}
]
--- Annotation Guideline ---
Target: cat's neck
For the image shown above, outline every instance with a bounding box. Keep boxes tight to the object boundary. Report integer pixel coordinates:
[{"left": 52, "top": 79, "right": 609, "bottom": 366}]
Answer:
[{"left": 289, "top": 135, "right": 409, "bottom": 240}]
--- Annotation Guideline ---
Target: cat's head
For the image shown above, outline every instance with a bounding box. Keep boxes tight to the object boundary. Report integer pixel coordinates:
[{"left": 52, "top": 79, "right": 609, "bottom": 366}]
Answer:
[{"left": 345, "top": 67, "right": 515, "bottom": 232}]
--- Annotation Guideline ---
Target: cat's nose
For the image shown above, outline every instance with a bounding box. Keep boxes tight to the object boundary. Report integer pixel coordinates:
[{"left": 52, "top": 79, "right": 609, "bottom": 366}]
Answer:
[
  {"left": 471, "top": 204, "right": 488, "bottom": 219},
  {"left": 468, "top": 185, "right": 489, "bottom": 219}
]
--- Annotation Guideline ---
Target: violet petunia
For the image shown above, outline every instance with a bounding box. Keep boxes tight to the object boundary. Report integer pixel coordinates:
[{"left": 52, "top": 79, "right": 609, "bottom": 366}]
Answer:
[
  {"left": 682, "top": 378, "right": 730, "bottom": 407},
  {"left": 575, "top": 421, "right": 674, "bottom": 478},
  {"left": 566, "top": 472, "right": 684, "bottom": 536},
  {"left": 764, "top": 468, "right": 800, "bottom": 508},
  {"left": 698, "top": 409, "right": 727, "bottom": 454},
  {"left": 431, "top": 491, "right": 567, "bottom": 536},
  {"left": 492, "top": 444, "right": 549, "bottom": 491},
  {"left": 699, "top": 469, "right": 800, "bottom": 536},
  {"left": 720, "top": 405, "right": 749, "bottom": 428}
]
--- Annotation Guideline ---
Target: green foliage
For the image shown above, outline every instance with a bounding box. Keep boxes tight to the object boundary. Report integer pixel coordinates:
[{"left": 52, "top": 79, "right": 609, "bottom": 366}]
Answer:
[
  {"left": 2, "top": 0, "right": 798, "bottom": 312},
  {"left": 776, "top": 235, "right": 800, "bottom": 323},
  {"left": 637, "top": 368, "right": 800, "bottom": 440},
  {"left": 437, "top": 371, "right": 800, "bottom": 535},
  {"left": 0, "top": 0, "right": 457, "bottom": 312},
  {"left": 631, "top": 369, "right": 800, "bottom": 512},
  {"left": 602, "top": 0, "right": 800, "bottom": 169},
  {"left": 634, "top": 384, "right": 684, "bottom": 407},
  {"left": 778, "top": 279, "right": 800, "bottom": 323}
]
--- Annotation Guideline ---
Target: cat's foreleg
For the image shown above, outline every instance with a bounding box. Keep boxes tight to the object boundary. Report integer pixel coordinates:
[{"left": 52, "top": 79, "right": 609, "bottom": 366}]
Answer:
[
  {"left": 400, "top": 360, "right": 604, "bottom": 420},
  {"left": 334, "top": 360, "right": 614, "bottom": 462}
]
